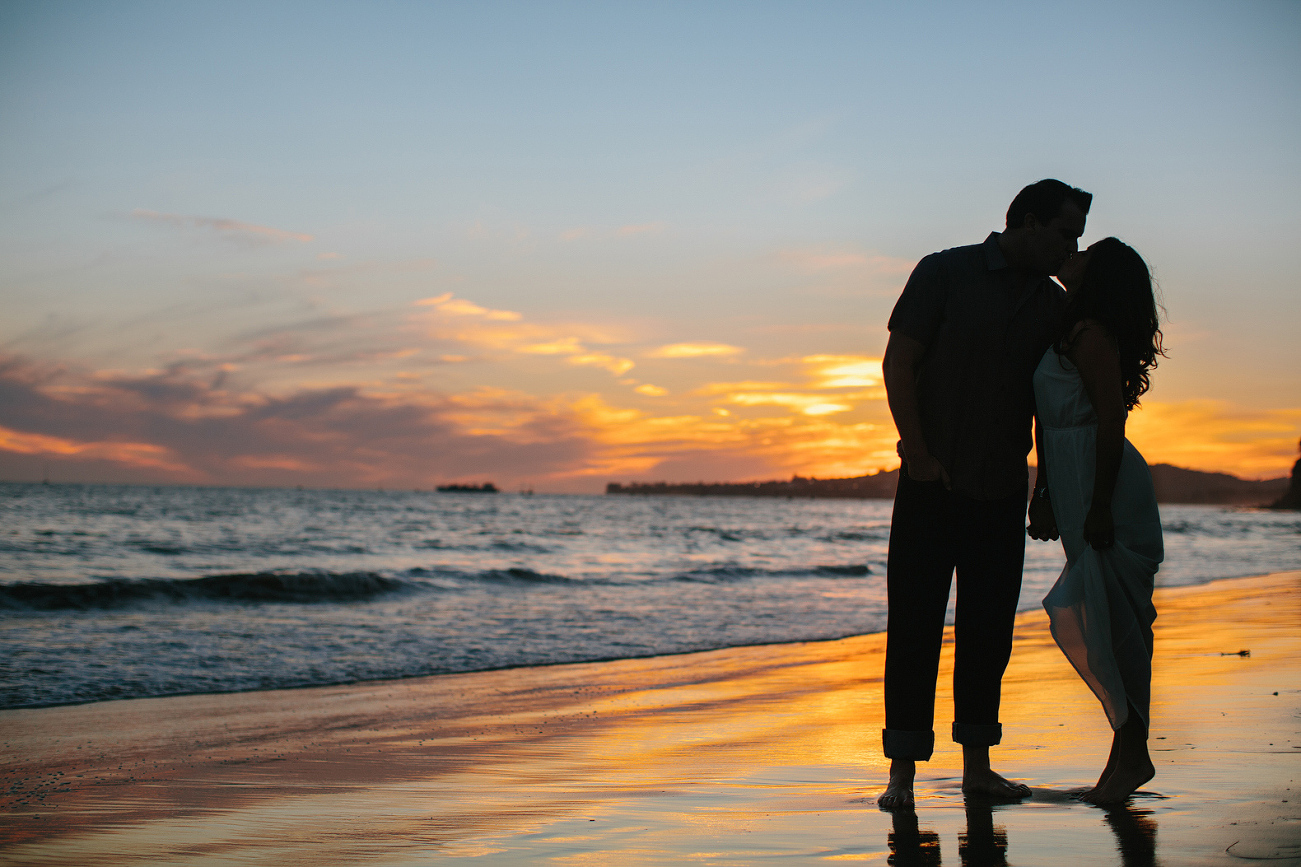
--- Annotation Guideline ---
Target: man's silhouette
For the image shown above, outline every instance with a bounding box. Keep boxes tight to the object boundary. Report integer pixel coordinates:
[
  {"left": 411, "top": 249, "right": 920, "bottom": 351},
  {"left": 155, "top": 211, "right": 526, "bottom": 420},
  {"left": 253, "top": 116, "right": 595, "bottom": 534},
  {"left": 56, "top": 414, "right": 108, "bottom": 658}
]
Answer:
[{"left": 878, "top": 179, "right": 1091, "bottom": 808}]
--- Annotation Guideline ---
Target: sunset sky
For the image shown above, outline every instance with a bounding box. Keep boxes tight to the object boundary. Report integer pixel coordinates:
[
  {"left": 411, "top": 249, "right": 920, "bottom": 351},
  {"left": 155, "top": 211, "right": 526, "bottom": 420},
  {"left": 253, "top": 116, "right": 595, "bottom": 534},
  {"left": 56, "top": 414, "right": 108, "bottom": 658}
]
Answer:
[{"left": 1, "top": 1, "right": 1298, "bottom": 492}]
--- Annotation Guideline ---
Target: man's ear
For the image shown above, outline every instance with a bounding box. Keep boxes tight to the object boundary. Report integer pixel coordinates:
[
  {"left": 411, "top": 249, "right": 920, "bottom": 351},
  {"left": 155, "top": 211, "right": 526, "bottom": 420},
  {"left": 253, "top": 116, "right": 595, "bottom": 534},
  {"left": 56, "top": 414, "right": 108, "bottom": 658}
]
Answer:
[{"left": 1021, "top": 212, "right": 1041, "bottom": 231}]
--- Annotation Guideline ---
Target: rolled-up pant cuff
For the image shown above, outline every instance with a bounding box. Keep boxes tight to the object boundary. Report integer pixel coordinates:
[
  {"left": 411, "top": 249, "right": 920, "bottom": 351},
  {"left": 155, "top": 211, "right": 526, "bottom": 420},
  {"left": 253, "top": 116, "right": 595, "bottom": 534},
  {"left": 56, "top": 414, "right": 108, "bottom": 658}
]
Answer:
[
  {"left": 883, "top": 728, "right": 935, "bottom": 761},
  {"left": 952, "top": 722, "right": 1002, "bottom": 746}
]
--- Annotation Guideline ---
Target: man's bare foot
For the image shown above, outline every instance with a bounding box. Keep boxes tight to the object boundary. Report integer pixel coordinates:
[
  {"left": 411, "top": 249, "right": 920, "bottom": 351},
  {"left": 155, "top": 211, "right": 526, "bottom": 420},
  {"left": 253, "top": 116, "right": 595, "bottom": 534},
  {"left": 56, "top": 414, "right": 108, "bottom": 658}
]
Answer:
[
  {"left": 961, "top": 766, "right": 1031, "bottom": 799},
  {"left": 1080, "top": 760, "right": 1154, "bottom": 804},
  {"left": 878, "top": 758, "right": 916, "bottom": 809}
]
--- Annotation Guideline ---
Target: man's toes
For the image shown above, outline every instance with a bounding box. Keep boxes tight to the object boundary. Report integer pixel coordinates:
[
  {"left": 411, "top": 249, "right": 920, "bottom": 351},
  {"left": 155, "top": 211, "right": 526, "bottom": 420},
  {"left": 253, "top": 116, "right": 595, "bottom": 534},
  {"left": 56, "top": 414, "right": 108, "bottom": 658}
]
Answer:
[{"left": 878, "top": 787, "right": 914, "bottom": 809}]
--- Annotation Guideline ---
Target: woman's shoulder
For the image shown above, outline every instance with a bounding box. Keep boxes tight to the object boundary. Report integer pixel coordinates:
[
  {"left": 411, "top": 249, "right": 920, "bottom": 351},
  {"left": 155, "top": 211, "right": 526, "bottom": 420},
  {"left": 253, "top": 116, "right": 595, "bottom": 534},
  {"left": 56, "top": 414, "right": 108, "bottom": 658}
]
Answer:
[{"left": 1064, "top": 319, "right": 1118, "bottom": 350}]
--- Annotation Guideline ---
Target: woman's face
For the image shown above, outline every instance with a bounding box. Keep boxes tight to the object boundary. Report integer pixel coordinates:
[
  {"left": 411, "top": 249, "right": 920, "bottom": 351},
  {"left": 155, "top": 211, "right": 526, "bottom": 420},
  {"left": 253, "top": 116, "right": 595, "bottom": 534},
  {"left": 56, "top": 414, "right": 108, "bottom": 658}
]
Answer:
[{"left": 1056, "top": 249, "right": 1091, "bottom": 292}]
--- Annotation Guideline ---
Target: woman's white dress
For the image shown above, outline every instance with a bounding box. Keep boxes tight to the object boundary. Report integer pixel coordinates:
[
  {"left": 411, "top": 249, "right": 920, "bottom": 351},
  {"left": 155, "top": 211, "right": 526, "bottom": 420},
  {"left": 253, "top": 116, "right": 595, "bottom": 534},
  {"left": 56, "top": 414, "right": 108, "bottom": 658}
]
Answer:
[{"left": 1034, "top": 348, "right": 1164, "bottom": 731}]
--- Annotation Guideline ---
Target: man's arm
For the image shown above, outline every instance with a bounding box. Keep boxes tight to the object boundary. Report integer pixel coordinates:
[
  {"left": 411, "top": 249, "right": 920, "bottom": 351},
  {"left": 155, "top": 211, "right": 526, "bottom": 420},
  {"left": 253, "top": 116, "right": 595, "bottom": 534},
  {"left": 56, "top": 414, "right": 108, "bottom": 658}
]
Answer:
[{"left": 883, "top": 331, "right": 949, "bottom": 486}]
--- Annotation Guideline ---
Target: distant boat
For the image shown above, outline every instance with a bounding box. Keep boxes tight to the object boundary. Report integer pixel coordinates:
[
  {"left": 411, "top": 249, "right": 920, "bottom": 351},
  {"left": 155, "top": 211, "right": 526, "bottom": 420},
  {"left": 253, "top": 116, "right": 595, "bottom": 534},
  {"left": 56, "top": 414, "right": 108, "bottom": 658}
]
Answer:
[{"left": 436, "top": 482, "right": 499, "bottom": 493}]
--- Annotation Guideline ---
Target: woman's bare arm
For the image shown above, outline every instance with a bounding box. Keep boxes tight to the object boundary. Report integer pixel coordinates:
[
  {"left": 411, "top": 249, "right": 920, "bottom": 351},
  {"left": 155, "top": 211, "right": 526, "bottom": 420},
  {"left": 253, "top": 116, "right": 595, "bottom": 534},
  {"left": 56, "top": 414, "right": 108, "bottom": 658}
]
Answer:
[{"left": 1066, "top": 323, "right": 1126, "bottom": 549}]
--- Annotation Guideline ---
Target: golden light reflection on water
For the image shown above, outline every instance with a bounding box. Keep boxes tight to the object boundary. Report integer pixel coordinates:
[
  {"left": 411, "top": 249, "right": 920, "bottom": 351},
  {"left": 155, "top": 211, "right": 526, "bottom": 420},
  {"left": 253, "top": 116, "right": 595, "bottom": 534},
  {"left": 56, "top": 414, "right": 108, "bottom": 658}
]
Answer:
[{"left": 1, "top": 574, "right": 1297, "bottom": 865}]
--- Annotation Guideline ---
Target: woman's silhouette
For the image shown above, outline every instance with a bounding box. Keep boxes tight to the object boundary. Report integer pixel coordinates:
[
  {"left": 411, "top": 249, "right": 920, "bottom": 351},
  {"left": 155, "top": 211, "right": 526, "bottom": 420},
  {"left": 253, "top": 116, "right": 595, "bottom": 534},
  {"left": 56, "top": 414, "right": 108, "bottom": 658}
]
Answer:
[{"left": 1028, "top": 237, "right": 1166, "bottom": 803}]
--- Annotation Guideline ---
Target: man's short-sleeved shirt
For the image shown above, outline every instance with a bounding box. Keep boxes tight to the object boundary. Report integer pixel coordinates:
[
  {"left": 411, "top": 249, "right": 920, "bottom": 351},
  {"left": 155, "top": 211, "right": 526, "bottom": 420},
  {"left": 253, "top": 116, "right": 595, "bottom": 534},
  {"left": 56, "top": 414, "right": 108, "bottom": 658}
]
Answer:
[{"left": 888, "top": 233, "right": 1065, "bottom": 501}]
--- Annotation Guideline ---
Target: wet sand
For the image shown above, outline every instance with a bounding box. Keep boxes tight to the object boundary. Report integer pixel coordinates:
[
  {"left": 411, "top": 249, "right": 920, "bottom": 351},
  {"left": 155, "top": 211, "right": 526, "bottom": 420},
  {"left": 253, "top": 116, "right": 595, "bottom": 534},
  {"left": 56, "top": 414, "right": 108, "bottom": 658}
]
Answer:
[{"left": 2, "top": 571, "right": 1298, "bottom": 865}]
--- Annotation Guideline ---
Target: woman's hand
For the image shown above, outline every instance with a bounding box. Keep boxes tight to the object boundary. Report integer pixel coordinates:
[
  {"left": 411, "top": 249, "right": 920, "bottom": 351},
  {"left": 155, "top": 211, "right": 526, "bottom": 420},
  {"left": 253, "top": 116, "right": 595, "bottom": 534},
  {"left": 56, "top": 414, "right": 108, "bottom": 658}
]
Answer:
[
  {"left": 1027, "top": 496, "right": 1059, "bottom": 541},
  {"left": 1083, "top": 502, "right": 1115, "bottom": 550}
]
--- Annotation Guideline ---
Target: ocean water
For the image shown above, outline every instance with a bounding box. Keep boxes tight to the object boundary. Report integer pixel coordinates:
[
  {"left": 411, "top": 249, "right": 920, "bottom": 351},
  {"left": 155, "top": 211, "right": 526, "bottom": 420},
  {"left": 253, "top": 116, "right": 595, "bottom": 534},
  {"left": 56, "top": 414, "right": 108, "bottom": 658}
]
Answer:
[{"left": 1, "top": 483, "right": 1297, "bottom": 709}]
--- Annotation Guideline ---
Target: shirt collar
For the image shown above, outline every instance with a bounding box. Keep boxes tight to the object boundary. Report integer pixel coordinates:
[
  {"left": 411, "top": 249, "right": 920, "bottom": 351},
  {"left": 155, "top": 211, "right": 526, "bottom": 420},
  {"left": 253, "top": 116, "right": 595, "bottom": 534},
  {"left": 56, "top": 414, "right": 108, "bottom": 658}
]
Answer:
[{"left": 983, "top": 232, "right": 1008, "bottom": 271}]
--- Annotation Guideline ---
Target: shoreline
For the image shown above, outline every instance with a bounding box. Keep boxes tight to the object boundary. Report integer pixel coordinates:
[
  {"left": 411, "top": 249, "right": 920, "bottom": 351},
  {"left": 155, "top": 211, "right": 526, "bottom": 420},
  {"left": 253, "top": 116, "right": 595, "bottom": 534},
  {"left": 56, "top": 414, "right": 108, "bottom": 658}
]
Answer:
[
  {"left": 2, "top": 570, "right": 1298, "bottom": 864},
  {"left": 5, "top": 566, "right": 1295, "bottom": 714}
]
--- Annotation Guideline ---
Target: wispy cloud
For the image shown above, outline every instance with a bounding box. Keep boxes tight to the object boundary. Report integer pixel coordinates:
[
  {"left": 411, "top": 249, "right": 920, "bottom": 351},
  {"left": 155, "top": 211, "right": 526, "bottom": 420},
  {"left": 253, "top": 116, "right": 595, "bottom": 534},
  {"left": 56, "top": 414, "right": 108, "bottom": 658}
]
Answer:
[
  {"left": 803, "top": 355, "right": 883, "bottom": 389},
  {"left": 0, "top": 425, "right": 192, "bottom": 474},
  {"left": 723, "top": 392, "right": 854, "bottom": 416},
  {"left": 647, "top": 342, "right": 744, "bottom": 359},
  {"left": 129, "top": 209, "right": 314, "bottom": 245},
  {"left": 567, "top": 353, "right": 635, "bottom": 376},
  {"left": 519, "top": 337, "right": 586, "bottom": 355},
  {"left": 414, "top": 293, "right": 521, "bottom": 321}
]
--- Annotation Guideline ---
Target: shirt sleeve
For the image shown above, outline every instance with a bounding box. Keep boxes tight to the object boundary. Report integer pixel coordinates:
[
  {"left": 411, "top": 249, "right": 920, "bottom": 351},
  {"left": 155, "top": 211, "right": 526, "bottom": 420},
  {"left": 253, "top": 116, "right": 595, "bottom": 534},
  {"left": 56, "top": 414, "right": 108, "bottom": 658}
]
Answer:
[{"left": 887, "top": 252, "right": 947, "bottom": 347}]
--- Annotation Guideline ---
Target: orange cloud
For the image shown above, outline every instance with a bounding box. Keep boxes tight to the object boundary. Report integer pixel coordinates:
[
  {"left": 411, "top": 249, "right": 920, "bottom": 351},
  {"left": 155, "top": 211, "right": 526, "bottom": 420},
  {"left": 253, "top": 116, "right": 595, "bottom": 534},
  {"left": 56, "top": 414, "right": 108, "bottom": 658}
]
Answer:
[
  {"left": 693, "top": 381, "right": 793, "bottom": 396},
  {"left": 405, "top": 296, "right": 631, "bottom": 379},
  {"left": 414, "top": 293, "right": 521, "bottom": 321},
  {"left": 724, "top": 392, "right": 854, "bottom": 416},
  {"left": 0, "top": 425, "right": 193, "bottom": 474},
  {"left": 566, "top": 395, "right": 896, "bottom": 482},
  {"left": 519, "top": 338, "right": 585, "bottom": 355},
  {"left": 567, "top": 353, "right": 635, "bottom": 376},
  {"left": 648, "top": 342, "right": 744, "bottom": 359},
  {"left": 803, "top": 355, "right": 883, "bottom": 388}
]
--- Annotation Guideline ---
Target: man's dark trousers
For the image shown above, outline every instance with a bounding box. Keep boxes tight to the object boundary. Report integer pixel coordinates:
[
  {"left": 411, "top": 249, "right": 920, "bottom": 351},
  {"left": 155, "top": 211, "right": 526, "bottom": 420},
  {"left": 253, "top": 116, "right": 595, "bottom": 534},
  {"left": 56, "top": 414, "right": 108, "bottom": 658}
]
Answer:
[{"left": 882, "top": 470, "right": 1027, "bottom": 760}]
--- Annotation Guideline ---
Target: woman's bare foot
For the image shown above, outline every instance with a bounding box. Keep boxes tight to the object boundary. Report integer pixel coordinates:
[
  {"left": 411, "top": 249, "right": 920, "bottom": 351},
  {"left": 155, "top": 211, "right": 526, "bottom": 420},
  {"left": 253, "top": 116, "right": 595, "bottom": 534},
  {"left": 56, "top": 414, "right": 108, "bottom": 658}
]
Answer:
[
  {"left": 1081, "top": 760, "right": 1154, "bottom": 804},
  {"left": 1081, "top": 712, "right": 1153, "bottom": 803},
  {"left": 1090, "top": 725, "right": 1124, "bottom": 791},
  {"left": 878, "top": 758, "right": 916, "bottom": 809},
  {"left": 961, "top": 766, "right": 1031, "bottom": 799}
]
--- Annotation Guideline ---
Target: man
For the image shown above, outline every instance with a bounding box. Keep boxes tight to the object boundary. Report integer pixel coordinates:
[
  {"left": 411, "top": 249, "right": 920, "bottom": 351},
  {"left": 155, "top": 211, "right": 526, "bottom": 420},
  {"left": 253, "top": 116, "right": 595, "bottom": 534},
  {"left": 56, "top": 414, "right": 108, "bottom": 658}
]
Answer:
[{"left": 878, "top": 179, "right": 1091, "bottom": 809}]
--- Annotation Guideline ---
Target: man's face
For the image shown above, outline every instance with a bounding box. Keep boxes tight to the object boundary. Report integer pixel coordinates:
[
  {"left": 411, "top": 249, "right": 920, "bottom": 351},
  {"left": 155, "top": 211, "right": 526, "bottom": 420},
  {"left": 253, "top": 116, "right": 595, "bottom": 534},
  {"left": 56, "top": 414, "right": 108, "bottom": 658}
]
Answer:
[{"left": 1026, "top": 200, "right": 1087, "bottom": 276}]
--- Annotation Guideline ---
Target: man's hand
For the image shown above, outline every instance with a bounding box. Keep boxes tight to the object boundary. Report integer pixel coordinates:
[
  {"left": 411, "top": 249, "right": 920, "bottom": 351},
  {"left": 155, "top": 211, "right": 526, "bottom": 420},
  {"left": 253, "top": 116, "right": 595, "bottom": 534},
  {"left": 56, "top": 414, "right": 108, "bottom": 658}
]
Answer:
[
  {"left": 1083, "top": 503, "right": 1115, "bottom": 550},
  {"left": 1027, "top": 496, "right": 1058, "bottom": 541},
  {"left": 906, "top": 453, "right": 951, "bottom": 489}
]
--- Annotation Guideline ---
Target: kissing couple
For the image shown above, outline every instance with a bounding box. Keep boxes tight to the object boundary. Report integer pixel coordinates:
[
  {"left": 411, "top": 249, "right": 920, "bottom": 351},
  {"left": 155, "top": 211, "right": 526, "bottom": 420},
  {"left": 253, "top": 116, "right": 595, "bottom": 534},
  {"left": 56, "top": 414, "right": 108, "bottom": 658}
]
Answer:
[{"left": 878, "top": 179, "right": 1166, "bottom": 809}]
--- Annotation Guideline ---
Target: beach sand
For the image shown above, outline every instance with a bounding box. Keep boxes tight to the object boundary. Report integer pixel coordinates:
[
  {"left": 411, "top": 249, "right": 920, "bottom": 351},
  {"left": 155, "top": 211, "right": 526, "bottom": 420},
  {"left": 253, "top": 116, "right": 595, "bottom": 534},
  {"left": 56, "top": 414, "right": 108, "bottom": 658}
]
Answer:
[{"left": 2, "top": 571, "right": 1297, "bottom": 865}]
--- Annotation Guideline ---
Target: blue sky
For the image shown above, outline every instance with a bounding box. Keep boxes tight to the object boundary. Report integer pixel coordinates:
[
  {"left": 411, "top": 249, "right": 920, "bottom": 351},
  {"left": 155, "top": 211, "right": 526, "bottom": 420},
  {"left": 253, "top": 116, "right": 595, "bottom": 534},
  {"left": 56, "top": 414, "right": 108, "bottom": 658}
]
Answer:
[{"left": 1, "top": 1, "right": 1298, "bottom": 489}]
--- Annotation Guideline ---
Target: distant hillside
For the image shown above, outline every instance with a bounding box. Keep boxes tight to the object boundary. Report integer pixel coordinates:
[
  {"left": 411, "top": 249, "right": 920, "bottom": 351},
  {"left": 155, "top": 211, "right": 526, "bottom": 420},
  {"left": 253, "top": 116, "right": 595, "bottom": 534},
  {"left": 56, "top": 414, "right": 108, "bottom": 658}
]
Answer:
[
  {"left": 607, "top": 471, "right": 899, "bottom": 500},
  {"left": 608, "top": 464, "right": 1288, "bottom": 506},
  {"left": 1147, "top": 464, "right": 1287, "bottom": 505}
]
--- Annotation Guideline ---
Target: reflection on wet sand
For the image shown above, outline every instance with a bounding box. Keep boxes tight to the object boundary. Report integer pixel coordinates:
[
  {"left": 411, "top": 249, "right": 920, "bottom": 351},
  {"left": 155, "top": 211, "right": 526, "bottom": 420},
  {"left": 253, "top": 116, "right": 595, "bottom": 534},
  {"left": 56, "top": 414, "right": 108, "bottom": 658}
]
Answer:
[
  {"left": 889, "top": 808, "right": 943, "bottom": 866},
  {"left": 1104, "top": 803, "right": 1159, "bottom": 867},
  {"left": 885, "top": 797, "right": 1156, "bottom": 867},
  {"left": 959, "top": 798, "right": 1010, "bottom": 866}
]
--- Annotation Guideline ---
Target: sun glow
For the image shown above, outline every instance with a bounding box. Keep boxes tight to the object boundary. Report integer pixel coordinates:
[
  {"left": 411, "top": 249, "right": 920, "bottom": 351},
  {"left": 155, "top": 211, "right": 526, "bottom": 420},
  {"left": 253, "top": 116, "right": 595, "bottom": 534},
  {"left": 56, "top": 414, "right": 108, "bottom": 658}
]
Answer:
[{"left": 1, "top": 284, "right": 1294, "bottom": 490}]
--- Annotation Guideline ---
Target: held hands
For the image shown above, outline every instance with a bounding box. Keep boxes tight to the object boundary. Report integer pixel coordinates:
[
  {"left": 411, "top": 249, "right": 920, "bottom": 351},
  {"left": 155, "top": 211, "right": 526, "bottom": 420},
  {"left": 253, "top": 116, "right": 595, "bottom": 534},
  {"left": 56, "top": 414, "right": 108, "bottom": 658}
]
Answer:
[
  {"left": 1026, "top": 496, "right": 1059, "bottom": 541},
  {"left": 1083, "top": 503, "right": 1115, "bottom": 550}
]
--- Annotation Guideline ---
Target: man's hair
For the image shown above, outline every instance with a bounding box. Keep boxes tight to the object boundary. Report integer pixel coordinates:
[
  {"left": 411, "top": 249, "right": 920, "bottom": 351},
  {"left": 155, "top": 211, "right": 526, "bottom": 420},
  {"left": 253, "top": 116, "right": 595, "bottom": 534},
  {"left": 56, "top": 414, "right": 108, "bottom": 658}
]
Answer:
[{"left": 1005, "top": 179, "right": 1092, "bottom": 230}]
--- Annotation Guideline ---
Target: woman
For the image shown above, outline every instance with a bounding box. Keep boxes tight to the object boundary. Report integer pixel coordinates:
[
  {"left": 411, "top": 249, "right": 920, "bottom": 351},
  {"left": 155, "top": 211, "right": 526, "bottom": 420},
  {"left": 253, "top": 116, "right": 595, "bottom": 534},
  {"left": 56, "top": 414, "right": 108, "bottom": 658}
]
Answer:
[{"left": 1027, "top": 237, "right": 1165, "bottom": 804}]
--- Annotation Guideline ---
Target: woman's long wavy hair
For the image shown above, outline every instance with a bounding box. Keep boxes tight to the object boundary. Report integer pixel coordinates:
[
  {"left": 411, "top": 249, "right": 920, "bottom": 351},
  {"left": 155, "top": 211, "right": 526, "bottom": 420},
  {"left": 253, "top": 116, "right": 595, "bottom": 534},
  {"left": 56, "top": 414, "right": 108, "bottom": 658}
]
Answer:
[{"left": 1058, "top": 237, "right": 1165, "bottom": 410}]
